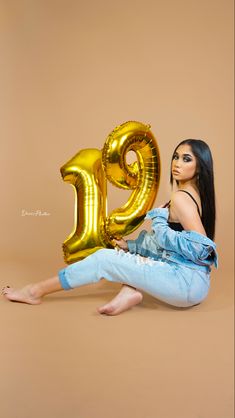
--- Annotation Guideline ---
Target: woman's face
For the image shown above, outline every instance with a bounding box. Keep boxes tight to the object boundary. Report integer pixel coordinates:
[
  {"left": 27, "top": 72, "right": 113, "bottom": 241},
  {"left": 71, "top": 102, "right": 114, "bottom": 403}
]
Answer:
[{"left": 171, "top": 144, "right": 198, "bottom": 183}]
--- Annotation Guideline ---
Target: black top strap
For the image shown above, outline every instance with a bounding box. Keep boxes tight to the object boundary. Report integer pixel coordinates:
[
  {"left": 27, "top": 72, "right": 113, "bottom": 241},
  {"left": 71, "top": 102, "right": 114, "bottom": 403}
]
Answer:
[{"left": 177, "top": 190, "right": 201, "bottom": 217}]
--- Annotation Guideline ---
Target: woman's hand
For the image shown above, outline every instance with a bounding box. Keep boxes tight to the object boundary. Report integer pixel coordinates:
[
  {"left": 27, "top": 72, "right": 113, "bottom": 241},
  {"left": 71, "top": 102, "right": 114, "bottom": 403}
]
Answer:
[{"left": 112, "top": 238, "right": 128, "bottom": 250}]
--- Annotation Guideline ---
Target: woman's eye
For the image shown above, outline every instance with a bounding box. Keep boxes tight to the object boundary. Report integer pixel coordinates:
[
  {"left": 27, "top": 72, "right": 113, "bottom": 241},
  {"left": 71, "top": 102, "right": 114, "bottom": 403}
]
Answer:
[{"left": 173, "top": 155, "right": 192, "bottom": 162}]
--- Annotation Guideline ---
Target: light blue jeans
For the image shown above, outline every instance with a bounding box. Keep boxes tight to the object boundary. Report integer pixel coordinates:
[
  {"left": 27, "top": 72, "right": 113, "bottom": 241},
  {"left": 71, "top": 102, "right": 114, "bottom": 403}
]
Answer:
[{"left": 58, "top": 248, "right": 210, "bottom": 308}]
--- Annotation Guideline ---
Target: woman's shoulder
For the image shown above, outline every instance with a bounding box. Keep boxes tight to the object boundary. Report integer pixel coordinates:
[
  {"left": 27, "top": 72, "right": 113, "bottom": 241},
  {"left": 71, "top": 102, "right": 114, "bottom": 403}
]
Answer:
[
  {"left": 169, "top": 190, "right": 206, "bottom": 235},
  {"left": 170, "top": 189, "right": 202, "bottom": 216}
]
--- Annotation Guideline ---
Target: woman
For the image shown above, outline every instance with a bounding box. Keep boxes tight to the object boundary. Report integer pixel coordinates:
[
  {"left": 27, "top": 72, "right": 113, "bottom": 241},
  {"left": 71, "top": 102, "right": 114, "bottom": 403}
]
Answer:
[{"left": 2, "top": 139, "right": 218, "bottom": 315}]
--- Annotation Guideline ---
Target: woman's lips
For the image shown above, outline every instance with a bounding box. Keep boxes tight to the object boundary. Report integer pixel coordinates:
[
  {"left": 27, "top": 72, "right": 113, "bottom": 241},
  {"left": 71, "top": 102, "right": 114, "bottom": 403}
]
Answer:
[{"left": 172, "top": 170, "right": 180, "bottom": 174}]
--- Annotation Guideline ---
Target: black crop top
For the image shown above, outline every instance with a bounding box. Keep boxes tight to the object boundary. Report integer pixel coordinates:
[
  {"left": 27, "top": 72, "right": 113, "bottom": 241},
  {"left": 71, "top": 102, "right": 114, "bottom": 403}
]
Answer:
[{"left": 165, "top": 190, "right": 201, "bottom": 232}]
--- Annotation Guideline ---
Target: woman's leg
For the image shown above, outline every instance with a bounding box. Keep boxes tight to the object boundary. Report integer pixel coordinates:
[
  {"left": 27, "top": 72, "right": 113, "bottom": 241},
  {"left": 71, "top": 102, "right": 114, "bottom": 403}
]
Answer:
[
  {"left": 2, "top": 275, "right": 62, "bottom": 304},
  {"left": 57, "top": 248, "right": 192, "bottom": 307},
  {"left": 97, "top": 284, "right": 143, "bottom": 315},
  {"left": 2, "top": 248, "right": 204, "bottom": 310},
  {"left": 2, "top": 277, "right": 143, "bottom": 314},
  {"left": 1, "top": 248, "right": 145, "bottom": 312}
]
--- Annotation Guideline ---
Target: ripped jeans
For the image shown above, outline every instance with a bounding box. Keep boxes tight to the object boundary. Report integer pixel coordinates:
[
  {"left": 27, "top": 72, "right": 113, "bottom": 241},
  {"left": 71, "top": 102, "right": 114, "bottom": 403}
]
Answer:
[{"left": 58, "top": 248, "right": 210, "bottom": 308}]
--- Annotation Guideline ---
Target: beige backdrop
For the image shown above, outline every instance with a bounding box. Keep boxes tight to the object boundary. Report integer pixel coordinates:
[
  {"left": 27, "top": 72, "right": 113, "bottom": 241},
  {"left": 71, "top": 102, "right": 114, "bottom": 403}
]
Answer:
[{"left": 0, "top": 1, "right": 234, "bottom": 418}]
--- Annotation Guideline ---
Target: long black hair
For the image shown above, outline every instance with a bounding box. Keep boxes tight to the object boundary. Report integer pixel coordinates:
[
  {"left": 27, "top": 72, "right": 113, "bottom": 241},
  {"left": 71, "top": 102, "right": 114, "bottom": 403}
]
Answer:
[{"left": 170, "top": 139, "right": 216, "bottom": 240}]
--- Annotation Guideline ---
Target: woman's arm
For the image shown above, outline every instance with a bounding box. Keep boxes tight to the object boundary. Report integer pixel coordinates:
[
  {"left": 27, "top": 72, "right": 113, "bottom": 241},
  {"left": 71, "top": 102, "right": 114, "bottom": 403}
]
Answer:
[
  {"left": 113, "top": 193, "right": 217, "bottom": 266},
  {"left": 146, "top": 207, "right": 217, "bottom": 266},
  {"left": 114, "top": 230, "right": 160, "bottom": 259}
]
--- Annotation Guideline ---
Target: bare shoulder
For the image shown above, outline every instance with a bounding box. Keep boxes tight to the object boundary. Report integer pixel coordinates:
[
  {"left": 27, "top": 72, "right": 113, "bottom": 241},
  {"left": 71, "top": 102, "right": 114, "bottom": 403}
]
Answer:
[
  {"left": 169, "top": 190, "right": 206, "bottom": 235},
  {"left": 170, "top": 190, "right": 196, "bottom": 211},
  {"left": 170, "top": 190, "right": 201, "bottom": 212}
]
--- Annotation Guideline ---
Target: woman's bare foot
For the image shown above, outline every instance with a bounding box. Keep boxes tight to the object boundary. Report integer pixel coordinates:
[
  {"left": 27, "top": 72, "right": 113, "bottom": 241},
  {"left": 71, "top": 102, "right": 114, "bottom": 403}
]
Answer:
[
  {"left": 97, "top": 285, "right": 143, "bottom": 315},
  {"left": 2, "top": 284, "right": 42, "bottom": 305}
]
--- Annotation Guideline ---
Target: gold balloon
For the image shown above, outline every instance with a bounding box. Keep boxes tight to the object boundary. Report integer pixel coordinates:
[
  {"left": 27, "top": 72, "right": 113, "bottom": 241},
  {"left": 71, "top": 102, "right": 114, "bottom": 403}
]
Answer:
[
  {"left": 60, "top": 149, "right": 109, "bottom": 264},
  {"left": 60, "top": 121, "right": 161, "bottom": 264},
  {"left": 102, "top": 121, "right": 161, "bottom": 240}
]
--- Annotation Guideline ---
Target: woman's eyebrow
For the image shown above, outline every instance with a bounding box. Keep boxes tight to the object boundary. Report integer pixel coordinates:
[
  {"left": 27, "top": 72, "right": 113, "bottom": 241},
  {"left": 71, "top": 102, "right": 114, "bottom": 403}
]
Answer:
[
  {"left": 174, "top": 152, "right": 193, "bottom": 157},
  {"left": 174, "top": 151, "right": 192, "bottom": 157}
]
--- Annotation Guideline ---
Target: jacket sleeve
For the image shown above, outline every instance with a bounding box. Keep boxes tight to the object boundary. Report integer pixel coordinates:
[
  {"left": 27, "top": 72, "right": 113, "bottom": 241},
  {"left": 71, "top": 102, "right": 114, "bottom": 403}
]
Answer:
[
  {"left": 127, "top": 230, "right": 148, "bottom": 255},
  {"left": 127, "top": 229, "right": 161, "bottom": 258},
  {"left": 145, "top": 207, "right": 218, "bottom": 266}
]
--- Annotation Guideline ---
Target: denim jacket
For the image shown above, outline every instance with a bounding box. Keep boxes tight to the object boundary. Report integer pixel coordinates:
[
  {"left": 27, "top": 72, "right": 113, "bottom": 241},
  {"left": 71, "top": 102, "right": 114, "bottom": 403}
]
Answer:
[{"left": 127, "top": 208, "right": 218, "bottom": 273}]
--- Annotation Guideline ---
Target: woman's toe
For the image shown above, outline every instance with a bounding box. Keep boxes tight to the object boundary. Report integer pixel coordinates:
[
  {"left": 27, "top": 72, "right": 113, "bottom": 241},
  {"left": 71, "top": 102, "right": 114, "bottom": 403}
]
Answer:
[{"left": 1, "top": 286, "right": 10, "bottom": 295}]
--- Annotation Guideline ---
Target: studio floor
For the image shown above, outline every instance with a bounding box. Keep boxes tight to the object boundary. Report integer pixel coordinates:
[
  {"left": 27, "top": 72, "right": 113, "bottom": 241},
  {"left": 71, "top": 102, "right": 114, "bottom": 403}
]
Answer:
[{"left": 0, "top": 259, "right": 233, "bottom": 418}]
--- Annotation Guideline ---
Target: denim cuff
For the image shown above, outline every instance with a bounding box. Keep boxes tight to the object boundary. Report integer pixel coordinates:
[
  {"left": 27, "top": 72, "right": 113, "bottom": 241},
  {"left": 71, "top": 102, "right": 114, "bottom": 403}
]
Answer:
[
  {"left": 127, "top": 239, "right": 137, "bottom": 253},
  {"left": 58, "top": 268, "right": 73, "bottom": 290}
]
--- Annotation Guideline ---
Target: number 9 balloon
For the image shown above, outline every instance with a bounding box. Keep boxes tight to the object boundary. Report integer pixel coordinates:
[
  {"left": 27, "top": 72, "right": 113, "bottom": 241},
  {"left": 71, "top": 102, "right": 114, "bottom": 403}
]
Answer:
[{"left": 60, "top": 121, "right": 161, "bottom": 264}]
